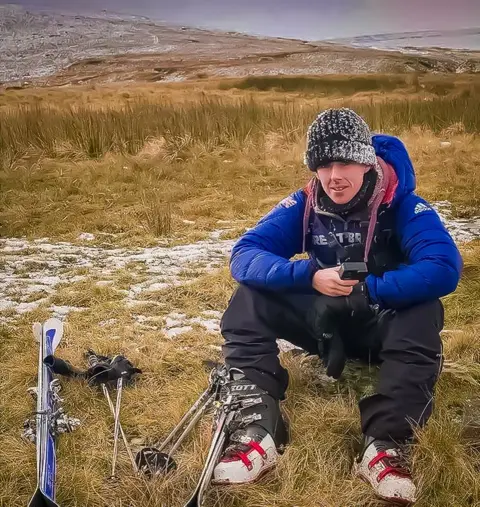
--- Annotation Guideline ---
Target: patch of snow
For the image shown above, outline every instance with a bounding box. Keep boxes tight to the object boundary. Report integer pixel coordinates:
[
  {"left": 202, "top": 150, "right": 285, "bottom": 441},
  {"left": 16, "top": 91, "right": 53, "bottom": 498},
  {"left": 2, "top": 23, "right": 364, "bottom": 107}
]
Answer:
[
  {"left": 0, "top": 231, "right": 234, "bottom": 320},
  {"left": 165, "top": 315, "right": 187, "bottom": 328},
  {"left": 189, "top": 317, "right": 220, "bottom": 333},
  {"left": 440, "top": 141, "right": 452, "bottom": 148},
  {"left": 69, "top": 275, "right": 87, "bottom": 283},
  {"left": 209, "top": 230, "right": 226, "bottom": 241},
  {"left": 182, "top": 220, "right": 196, "bottom": 225},
  {"left": 125, "top": 300, "right": 162, "bottom": 308},
  {"left": 96, "top": 280, "right": 114, "bottom": 287},
  {"left": 168, "top": 312, "right": 188, "bottom": 320},
  {"left": 202, "top": 310, "right": 223, "bottom": 319},
  {"left": 162, "top": 311, "right": 222, "bottom": 337},
  {"left": 144, "top": 282, "right": 170, "bottom": 292},
  {"left": 165, "top": 326, "right": 194, "bottom": 338},
  {"left": 134, "top": 314, "right": 164, "bottom": 327},
  {"left": 99, "top": 318, "right": 118, "bottom": 327},
  {"left": 2, "top": 203, "right": 478, "bottom": 325},
  {"left": 78, "top": 233, "right": 95, "bottom": 241},
  {"left": 17, "top": 301, "right": 42, "bottom": 314},
  {"left": 0, "top": 300, "right": 17, "bottom": 311},
  {"left": 432, "top": 201, "right": 480, "bottom": 244},
  {"left": 277, "top": 339, "right": 302, "bottom": 353},
  {"left": 50, "top": 305, "right": 87, "bottom": 320}
]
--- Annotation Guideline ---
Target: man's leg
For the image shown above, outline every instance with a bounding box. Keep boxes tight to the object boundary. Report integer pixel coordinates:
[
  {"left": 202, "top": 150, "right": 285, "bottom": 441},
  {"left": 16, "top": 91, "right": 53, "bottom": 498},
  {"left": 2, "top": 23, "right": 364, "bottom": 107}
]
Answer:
[
  {"left": 215, "top": 284, "right": 321, "bottom": 484},
  {"left": 359, "top": 299, "right": 444, "bottom": 441},
  {"left": 353, "top": 299, "right": 444, "bottom": 505},
  {"left": 220, "top": 284, "right": 319, "bottom": 400}
]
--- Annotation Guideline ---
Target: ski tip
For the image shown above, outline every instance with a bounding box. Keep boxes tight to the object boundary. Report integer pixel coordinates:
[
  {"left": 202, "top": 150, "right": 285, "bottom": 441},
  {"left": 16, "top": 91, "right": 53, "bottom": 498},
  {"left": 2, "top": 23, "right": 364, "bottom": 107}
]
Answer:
[
  {"left": 43, "top": 318, "right": 63, "bottom": 332},
  {"left": 43, "top": 318, "right": 64, "bottom": 352}
]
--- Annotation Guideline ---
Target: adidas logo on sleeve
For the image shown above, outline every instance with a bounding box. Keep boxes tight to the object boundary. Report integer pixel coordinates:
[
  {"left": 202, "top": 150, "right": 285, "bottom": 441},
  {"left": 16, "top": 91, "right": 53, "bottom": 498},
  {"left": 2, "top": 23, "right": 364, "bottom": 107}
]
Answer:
[{"left": 414, "top": 202, "right": 432, "bottom": 215}]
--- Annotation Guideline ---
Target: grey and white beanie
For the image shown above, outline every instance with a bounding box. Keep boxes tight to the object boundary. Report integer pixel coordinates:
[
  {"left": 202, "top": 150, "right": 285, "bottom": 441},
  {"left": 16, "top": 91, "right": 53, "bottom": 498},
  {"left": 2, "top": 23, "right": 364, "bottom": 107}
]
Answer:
[{"left": 304, "top": 108, "right": 377, "bottom": 171}]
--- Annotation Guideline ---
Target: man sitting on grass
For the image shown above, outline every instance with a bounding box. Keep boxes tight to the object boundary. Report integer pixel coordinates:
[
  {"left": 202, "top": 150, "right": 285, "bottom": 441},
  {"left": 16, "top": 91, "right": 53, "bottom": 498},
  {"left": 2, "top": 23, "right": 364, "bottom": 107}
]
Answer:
[{"left": 213, "top": 108, "right": 462, "bottom": 505}]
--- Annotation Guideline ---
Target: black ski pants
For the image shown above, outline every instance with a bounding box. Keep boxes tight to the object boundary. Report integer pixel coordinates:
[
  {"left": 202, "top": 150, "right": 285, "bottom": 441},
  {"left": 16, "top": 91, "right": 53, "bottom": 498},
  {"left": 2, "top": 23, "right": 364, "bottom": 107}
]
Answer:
[{"left": 221, "top": 285, "right": 444, "bottom": 442}]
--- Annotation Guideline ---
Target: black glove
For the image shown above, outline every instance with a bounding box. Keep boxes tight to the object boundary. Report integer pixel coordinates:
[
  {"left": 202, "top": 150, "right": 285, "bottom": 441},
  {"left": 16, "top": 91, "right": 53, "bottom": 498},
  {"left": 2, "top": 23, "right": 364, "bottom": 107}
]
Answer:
[
  {"left": 310, "top": 295, "right": 350, "bottom": 380},
  {"left": 321, "top": 327, "right": 346, "bottom": 380},
  {"left": 313, "top": 285, "right": 379, "bottom": 380},
  {"left": 105, "top": 355, "right": 142, "bottom": 384},
  {"left": 86, "top": 354, "right": 142, "bottom": 386},
  {"left": 345, "top": 282, "right": 378, "bottom": 319}
]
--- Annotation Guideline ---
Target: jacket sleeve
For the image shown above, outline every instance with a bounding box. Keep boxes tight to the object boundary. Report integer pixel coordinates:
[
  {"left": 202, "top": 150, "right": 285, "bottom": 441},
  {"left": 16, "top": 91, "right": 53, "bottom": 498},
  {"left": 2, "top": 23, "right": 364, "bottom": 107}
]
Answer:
[
  {"left": 230, "top": 190, "right": 315, "bottom": 290},
  {"left": 366, "top": 195, "right": 463, "bottom": 309}
]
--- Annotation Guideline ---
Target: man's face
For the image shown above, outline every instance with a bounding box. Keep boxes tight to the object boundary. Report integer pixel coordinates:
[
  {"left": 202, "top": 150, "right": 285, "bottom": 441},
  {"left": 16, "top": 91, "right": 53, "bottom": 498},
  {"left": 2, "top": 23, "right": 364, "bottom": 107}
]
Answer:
[{"left": 316, "top": 161, "right": 371, "bottom": 205}]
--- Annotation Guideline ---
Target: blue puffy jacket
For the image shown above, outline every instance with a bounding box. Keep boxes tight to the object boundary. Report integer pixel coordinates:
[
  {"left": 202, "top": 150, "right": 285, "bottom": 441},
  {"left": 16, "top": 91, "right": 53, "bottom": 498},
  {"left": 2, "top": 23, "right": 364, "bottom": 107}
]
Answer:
[{"left": 230, "top": 135, "right": 463, "bottom": 309}]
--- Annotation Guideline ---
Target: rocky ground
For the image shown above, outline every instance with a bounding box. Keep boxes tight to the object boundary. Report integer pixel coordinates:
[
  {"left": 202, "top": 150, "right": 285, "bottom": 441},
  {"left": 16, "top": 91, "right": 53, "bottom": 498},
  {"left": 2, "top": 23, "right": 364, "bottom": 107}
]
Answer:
[{"left": 1, "top": 4, "right": 480, "bottom": 87}]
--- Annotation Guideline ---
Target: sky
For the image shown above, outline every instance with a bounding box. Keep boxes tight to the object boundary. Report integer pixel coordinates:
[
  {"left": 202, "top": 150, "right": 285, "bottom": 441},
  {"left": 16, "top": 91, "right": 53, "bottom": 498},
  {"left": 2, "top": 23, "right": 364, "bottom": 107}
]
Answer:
[{"left": 5, "top": 0, "right": 480, "bottom": 40}]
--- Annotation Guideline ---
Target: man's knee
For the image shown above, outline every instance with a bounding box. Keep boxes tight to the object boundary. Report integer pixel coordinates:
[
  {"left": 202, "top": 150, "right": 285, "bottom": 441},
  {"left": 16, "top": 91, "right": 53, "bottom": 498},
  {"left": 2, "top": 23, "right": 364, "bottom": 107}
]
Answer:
[
  {"left": 381, "top": 299, "right": 444, "bottom": 361},
  {"left": 220, "top": 286, "right": 289, "bottom": 399},
  {"left": 221, "top": 284, "right": 275, "bottom": 334},
  {"left": 378, "top": 300, "right": 444, "bottom": 399}
]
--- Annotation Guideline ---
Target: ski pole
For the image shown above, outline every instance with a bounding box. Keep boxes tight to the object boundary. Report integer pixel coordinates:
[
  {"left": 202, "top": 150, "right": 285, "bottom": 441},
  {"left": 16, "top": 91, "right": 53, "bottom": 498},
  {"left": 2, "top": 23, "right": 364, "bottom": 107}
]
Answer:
[
  {"left": 136, "top": 390, "right": 216, "bottom": 476},
  {"left": 158, "top": 386, "right": 216, "bottom": 454},
  {"left": 183, "top": 395, "right": 235, "bottom": 507},
  {"left": 102, "top": 384, "right": 138, "bottom": 473},
  {"left": 110, "top": 376, "right": 124, "bottom": 479},
  {"left": 85, "top": 351, "right": 141, "bottom": 478},
  {"left": 135, "top": 365, "right": 228, "bottom": 476},
  {"left": 168, "top": 392, "right": 216, "bottom": 457}
]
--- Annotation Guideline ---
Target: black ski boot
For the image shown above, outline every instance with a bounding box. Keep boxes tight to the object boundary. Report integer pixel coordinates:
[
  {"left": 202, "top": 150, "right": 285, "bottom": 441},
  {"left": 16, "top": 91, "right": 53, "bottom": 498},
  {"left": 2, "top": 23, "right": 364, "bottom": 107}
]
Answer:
[{"left": 212, "top": 368, "right": 288, "bottom": 484}]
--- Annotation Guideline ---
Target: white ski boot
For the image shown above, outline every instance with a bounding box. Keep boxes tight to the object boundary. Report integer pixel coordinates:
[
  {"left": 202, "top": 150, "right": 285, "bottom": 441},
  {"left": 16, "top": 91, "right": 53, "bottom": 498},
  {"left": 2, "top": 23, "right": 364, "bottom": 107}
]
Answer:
[
  {"left": 212, "top": 368, "right": 288, "bottom": 485},
  {"left": 353, "top": 436, "right": 416, "bottom": 505}
]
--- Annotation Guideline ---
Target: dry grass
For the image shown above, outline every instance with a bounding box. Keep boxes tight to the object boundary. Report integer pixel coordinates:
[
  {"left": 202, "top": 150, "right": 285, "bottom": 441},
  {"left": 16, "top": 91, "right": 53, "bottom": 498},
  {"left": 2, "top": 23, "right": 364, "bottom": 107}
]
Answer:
[
  {"left": 1, "top": 73, "right": 479, "bottom": 111},
  {"left": 0, "top": 76, "right": 479, "bottom": 507}
]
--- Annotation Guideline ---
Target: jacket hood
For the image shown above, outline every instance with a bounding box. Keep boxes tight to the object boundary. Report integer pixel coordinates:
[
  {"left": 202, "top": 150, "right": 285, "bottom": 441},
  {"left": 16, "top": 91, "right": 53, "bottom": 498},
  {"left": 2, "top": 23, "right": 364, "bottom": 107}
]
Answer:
[{"left": 372, "top": 134, "right": 416, "bottom": 203}]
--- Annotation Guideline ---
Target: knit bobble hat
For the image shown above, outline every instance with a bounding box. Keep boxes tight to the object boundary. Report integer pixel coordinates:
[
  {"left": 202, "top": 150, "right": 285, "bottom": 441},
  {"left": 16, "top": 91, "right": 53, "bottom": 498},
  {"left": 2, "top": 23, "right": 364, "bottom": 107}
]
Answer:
[{"left": 304, "top": 108, "right": 377, "bottom": 171}]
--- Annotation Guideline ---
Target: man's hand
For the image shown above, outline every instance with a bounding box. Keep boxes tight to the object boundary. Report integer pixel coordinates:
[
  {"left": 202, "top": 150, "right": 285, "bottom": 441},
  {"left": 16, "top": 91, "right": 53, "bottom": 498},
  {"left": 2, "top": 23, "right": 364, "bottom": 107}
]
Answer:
[{"left": 312, "top": 267, "right": 359, "bottom": 296}]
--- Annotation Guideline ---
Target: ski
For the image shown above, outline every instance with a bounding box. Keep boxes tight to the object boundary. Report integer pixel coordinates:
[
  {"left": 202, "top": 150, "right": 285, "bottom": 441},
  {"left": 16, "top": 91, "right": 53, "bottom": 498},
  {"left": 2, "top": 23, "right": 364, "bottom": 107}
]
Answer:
[
  {"left": 183, "top": 394, "right": 235, "bottom": 507},
  {"left": 26, "top": 319, "right": 79, "bottom": 507}
]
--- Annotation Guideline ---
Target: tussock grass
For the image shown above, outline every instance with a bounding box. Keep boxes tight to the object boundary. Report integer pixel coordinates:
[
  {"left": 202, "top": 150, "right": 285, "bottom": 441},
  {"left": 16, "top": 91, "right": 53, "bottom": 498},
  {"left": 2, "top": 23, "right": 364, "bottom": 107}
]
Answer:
[
  {"left": 145, "top": 268, "right": 236, "bottom": 315},
  {"left": 1, "top": 92, "right": 480, "bottom": 167},
  {"left": 442, "top": 242, "right": 480, "bottom": 328},
  {"left": 218, "top": 74, "right": 411, "bottom": 94},
  {"left": 50, "top": 279, "right": 123, "bottom": 308},
  {"left": 0, "top": 78, "right": 479, "bottom": 506},
  {"left": 1, "top": 127, "right": 479, "bottom": 243}
]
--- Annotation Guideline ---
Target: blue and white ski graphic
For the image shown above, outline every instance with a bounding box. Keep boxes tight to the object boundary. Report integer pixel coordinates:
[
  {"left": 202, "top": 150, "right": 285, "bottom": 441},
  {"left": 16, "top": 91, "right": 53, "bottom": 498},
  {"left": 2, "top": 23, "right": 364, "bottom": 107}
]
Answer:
[{"left": 28, "top": 318, "right": 63, "bottom": 507}]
